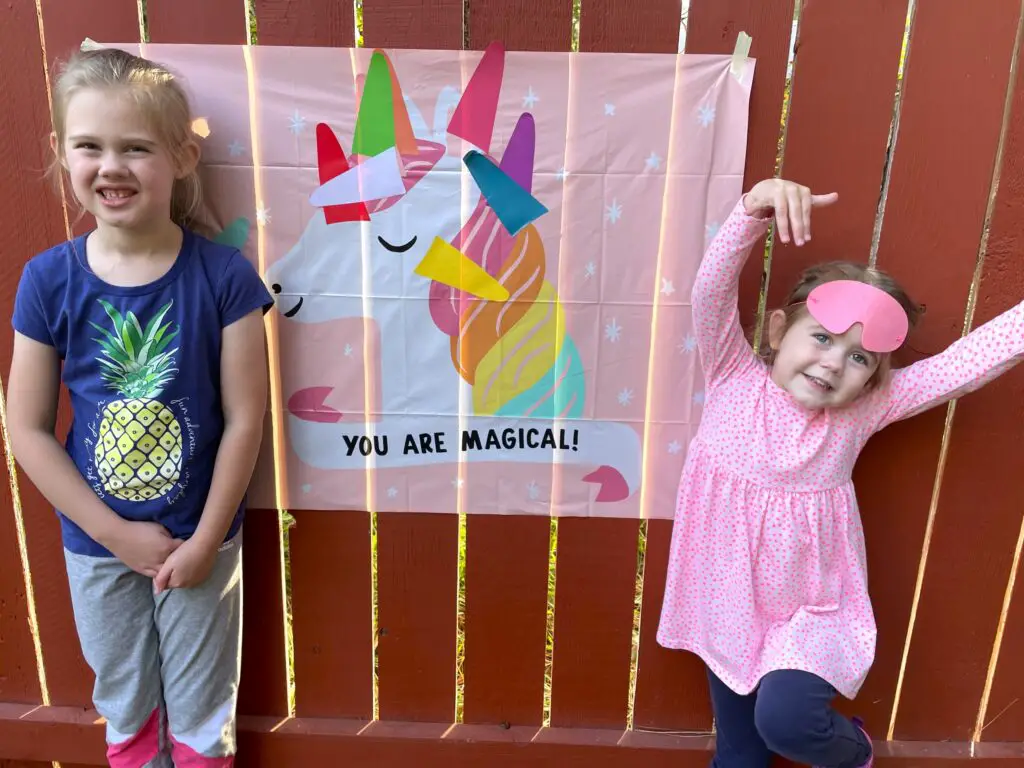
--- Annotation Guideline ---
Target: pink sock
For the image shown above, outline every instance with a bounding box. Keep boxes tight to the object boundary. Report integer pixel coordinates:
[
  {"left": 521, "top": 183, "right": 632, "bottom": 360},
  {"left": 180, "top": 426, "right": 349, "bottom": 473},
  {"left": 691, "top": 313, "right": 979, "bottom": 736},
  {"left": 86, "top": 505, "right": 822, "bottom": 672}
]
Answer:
[
  {"left": 107, "top": 708, "right": 161, "bottom": 768},
  {"left": 169, "top": 735, "right": 234, "bottom": 767}
]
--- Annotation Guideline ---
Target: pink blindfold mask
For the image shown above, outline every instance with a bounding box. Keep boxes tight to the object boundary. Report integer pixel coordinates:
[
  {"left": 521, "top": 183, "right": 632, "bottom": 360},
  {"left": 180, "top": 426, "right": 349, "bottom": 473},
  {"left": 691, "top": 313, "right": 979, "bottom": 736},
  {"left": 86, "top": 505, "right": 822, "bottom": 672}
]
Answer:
[{"left": 805, "top": 280, "right": 909, "bottom": 353}]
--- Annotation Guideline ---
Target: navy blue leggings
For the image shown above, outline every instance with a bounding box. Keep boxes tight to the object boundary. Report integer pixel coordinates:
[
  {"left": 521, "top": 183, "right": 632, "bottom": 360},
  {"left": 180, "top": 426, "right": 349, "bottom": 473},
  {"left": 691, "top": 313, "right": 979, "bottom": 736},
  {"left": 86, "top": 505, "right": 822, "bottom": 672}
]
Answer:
[{"left": 707, "top": 667, "right": 872, "bottom": 768}]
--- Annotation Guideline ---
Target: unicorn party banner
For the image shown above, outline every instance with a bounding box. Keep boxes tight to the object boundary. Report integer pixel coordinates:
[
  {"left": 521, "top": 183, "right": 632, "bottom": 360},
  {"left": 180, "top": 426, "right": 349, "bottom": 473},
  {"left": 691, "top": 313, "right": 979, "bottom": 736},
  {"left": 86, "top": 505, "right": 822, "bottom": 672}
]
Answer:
[{"left": 102, "top": 41, "right": 754, "bottom": 519}]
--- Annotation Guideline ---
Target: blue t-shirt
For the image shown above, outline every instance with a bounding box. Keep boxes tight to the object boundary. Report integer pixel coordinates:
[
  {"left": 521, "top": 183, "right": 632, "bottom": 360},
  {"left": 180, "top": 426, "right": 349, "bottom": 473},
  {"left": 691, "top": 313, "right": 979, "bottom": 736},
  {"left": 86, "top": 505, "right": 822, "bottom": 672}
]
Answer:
[{"left": 12, "top": 228, "right": 274, "bottom": 556}]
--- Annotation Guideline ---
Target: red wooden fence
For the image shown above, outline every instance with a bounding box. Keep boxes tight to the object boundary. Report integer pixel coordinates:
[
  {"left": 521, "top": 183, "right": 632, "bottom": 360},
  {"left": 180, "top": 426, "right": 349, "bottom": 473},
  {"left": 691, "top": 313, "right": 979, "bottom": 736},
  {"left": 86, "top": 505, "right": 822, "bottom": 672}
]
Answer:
[{"left": 2, "top": 0, "right": 1024, "bottom": 765}]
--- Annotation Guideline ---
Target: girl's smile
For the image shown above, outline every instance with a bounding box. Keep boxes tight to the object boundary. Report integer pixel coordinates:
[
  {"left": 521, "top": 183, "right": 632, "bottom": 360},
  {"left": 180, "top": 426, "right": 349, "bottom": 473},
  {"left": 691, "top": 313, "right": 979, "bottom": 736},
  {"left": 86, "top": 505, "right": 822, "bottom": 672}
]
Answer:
[
  {"left": 768, "top": 311, "right": 880, "bottom": 409},
  {"left": 61, "top": 88, "right": 185, "bottom": 233}
]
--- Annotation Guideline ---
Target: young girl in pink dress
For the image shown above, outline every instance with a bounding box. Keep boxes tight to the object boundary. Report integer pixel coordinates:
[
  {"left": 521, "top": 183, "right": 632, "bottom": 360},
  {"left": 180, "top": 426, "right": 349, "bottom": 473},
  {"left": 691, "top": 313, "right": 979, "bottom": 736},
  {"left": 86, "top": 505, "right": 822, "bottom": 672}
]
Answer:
[{"left": 657, "top": 178, "right": 1024, "bottom": 768}]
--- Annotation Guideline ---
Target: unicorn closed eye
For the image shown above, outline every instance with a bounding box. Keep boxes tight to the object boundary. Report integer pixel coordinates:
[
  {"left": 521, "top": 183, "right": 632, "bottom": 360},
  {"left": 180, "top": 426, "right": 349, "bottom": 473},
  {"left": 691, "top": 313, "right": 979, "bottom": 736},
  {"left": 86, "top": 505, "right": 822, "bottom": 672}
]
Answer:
[
  {"left": 265, "top": 47, "right": 485, "bottom": 419},
  {"left": 269, "top": 44, "right": 642, "bottom": 504}
]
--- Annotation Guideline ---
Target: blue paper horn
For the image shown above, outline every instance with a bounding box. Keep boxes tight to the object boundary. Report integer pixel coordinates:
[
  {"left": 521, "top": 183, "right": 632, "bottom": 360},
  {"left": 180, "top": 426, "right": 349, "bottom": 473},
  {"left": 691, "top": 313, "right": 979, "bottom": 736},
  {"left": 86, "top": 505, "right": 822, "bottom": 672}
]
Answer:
[{"left": 463, "top": 151, "right": 547, "bottom": 236}]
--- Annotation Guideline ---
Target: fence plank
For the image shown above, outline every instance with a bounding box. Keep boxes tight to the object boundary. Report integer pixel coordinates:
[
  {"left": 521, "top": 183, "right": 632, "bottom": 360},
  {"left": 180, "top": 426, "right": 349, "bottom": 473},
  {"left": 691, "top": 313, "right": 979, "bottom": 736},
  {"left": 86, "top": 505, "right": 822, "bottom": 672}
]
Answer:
[
  {"left": 579, "top": 0, "right": 681, "bottom": 53},
  {"left": 467, "top": 0, "right": 572, "bottom": 51},
  {"left": 237, "top": 512, "right": 290, "bottom": 717},
  {"left": 520, "top": 0, "right": 681, "bottom": 734},
  {"left": 11, "top": 708, "right": 1024, "bottom": 766},
  {"left": 549, "top": 517, "right": 638, "bottom": 728},
  {"left": 463, "top": 515, "right": 549, "bottom": 725},
  {"left": 10, "top": 711, "right": 1024, "bottom": 767},
  {"left": 685, "top": 0, "right": 795, "bottom": 332},
  {"left": 142, "top": 4, "right": 291, "bottom": 719},
  {"left": 3, "top": 0, "right": 112, "bottom": 710},
  {"left": 289, "top": 510, "right": 374, "bottom": 719},
  {"left": 376, "top": 514, "right": 459, "bottom": 721},
  {"left": 251, "top": 0, "right": 375, "bottom": 723},
  {"left": 859, "top": 0, "right": 1021, "bottom": 741},
  {"left": 146, "top": 0, "right": 248, "bottom": 45},
  {"left": 0, "top": 2, "right": 62, "bottom": 706},
  {"left": 633, "top": 519, "right": 710, "bottom": 731},
  {"left": 761, "top": 0, "right": 907, "bottom": 313},
  {"left": 39, "top": 0, "right": 139, "bottom": 64},
  {"left": 459, "top": 2, "right": 567, "bottom": 729},
  {"left": 974, "top": 44, "right": 1024, "bottom": 744},
  {"left": 0, "top": 466, "right": 37, "bottom": 704},
  {"left": 889, "top": 0, "right": 1024, "bottom": 741},
  {"left": 254, "top": 0, "right": 356, "bottom": 47},
  {"left": 631, "top": 0, "right": 796, "bottom": 733},
  {"left": 361, "top": 4, "right": 464, "bottom": 725},
  {"left": 749, "top": 0, "right": 906, "bottom": 733},
  {"left": 362, "top": 0, "right": 464, "bottom": 51},
  {"left": 37, "top": 0, "right": 141, "bottom": 239}
]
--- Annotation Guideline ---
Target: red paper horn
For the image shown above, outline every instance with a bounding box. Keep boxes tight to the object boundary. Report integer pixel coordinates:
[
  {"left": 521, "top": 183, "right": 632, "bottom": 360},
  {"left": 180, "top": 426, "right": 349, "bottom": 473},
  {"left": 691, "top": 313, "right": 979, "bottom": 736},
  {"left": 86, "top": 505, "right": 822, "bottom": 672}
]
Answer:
[{"left": 316, "top": 122, "right": 371, "bottom": 224}]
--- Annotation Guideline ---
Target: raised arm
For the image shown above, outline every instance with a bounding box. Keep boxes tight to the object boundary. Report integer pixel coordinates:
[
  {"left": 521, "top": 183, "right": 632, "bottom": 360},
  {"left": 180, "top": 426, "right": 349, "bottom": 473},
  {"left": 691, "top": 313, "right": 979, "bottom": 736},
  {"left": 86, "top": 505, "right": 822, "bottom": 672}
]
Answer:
[
  {"left": 692, "top": 199, "right": 770, "bottom": 387},
  {"left": 694, "top": 181, "right": 838, "bottom": 388},
  {"left": 869, "top": 299, "right": 1024, "bottom": 430}
]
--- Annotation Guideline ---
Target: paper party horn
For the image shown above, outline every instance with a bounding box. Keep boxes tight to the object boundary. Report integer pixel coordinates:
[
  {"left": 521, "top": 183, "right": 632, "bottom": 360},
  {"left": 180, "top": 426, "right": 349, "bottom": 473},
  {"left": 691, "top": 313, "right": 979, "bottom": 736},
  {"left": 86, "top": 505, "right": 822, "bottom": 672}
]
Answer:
[
  {"left": 415, "top": 237, "right": 510, "bottom": 302},
  {"left": 464, "top": 150, "right": 548, "bottom": 236}
]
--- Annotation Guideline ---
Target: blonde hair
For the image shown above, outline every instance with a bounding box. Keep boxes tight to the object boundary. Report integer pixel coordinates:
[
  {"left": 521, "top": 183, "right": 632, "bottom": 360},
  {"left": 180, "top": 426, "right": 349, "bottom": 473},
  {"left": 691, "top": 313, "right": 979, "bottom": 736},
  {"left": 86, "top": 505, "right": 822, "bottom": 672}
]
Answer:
[
  {"left": 48, "top": 47, "right": 213, "bottom": 235},
  {"left": 763, "top": 260, "right": 923, "bottom": 387}
]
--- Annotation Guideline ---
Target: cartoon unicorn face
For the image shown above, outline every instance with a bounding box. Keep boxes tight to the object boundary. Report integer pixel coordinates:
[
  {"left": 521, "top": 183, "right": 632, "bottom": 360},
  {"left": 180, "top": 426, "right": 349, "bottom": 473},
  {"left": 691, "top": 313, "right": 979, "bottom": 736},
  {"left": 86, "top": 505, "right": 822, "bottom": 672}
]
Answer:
[
  {"left": 264, "top": 44, "right": 642, "bottom": 505},
  {"left": 265, "top": 71, "right": 488, "bottom": 323},
  {"left": 267, "top": 47, "right": 504, "bottom": 418}
]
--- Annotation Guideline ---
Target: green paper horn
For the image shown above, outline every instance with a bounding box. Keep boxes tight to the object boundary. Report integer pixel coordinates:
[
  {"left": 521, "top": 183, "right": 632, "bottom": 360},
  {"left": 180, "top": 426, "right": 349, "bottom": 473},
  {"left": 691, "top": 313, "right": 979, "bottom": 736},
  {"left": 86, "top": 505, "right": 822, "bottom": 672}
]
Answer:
[{"left": 351, "top": 50, "right": 396, "bottom": 157}]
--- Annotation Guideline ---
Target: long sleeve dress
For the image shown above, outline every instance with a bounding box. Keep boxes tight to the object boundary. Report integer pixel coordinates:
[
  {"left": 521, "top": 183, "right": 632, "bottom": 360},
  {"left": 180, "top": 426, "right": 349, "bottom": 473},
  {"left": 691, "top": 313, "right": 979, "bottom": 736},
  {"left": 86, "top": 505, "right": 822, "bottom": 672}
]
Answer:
[{"left": 656, "top": 198, "right": 1024, "bottom": 698}]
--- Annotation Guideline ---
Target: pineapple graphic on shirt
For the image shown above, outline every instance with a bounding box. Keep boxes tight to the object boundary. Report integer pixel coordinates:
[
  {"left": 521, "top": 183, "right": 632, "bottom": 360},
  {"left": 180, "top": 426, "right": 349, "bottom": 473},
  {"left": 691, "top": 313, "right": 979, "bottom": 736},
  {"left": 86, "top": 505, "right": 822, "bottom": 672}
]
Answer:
[{"left": 90, "top": 299, "right": 183, "bottom": 501}]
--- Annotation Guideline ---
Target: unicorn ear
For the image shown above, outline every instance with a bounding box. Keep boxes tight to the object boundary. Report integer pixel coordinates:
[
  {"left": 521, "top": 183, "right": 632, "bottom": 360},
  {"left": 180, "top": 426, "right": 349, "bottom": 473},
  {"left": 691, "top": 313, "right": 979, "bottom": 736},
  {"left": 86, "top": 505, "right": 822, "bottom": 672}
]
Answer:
[
  {"left": 405, "top": 94, "right": 431, "bottom": 139},
  {"left": 434, "top": 85, "right": 463, "bottom": 144}
]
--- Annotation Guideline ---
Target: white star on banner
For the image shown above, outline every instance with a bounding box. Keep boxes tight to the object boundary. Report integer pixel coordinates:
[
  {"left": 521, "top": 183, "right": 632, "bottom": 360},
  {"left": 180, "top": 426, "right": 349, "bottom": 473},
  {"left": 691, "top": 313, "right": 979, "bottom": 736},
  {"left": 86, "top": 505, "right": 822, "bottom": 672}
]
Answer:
[
  {"left": 289, "top": 110, "right": 307, "bottom": 134},
  {"left": 697, "top": 104, "right": 716, "bottom": 128},
  {"left": 605, "top": 199, "right": 623, "bottom": 224}
]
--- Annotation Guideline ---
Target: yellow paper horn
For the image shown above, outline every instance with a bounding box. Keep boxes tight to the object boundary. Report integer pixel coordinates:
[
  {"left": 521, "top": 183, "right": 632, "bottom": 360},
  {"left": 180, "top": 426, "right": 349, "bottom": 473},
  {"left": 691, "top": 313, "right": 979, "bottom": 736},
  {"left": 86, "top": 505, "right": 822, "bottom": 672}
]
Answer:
[{"left": 415, "top": 237, "right": 510, "bottom": 302}]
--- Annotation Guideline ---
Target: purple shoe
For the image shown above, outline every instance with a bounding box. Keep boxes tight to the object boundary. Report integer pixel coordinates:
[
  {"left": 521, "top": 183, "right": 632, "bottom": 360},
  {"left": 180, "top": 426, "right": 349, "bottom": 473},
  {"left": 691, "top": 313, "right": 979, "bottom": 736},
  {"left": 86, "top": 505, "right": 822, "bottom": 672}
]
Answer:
[
  {"left": 814, "top": 717, "right": 873, "bottom": 768},
  {"left": 852, "top": 717, "right": 874, "bottom": 768}
]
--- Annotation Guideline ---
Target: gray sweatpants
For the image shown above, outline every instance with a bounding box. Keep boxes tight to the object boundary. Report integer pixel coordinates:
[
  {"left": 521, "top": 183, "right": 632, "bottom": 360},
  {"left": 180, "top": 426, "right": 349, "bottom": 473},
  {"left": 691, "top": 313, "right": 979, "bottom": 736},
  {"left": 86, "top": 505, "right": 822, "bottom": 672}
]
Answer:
[{"left": 64, "top": 532, "right": 243, "bottom": 768}]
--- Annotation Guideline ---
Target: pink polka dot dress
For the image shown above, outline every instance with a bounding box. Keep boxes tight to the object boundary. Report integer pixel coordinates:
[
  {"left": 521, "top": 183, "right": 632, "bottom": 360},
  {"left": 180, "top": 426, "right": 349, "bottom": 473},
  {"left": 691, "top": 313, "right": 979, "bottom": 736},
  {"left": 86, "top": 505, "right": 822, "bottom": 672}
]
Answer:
[{"left": 656, "top": 198, "right": 1024, "bottom": 698}]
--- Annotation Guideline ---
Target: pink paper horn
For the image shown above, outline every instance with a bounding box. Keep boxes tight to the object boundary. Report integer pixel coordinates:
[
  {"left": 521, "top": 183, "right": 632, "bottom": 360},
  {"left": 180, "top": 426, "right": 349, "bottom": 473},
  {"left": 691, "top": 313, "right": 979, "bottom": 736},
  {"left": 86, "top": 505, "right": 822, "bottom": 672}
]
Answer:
[{"left": 447, "top": 41, "right": 505, "bottom": 154}]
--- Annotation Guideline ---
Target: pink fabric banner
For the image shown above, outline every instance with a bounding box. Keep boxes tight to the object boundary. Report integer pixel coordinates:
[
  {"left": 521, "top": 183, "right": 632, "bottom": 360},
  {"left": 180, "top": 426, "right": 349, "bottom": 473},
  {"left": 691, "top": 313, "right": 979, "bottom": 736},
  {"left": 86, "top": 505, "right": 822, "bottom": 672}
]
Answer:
[{"left": 105, "top": 41, "right": 754, "bottom": 519}]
